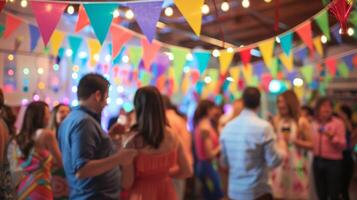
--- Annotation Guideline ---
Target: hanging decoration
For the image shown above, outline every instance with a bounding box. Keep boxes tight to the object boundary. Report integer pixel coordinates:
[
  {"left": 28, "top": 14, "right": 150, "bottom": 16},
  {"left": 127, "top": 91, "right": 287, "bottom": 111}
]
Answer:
[
  {"left": 194, "top": 51, "right": 211, "bottom": 76},
  {"left": 258, "top": 38, "right": 275, "bottom": 68},
  {"left": 314, "top": 10, "right": 331, "bottom": 40},
  {"left": 174, "top": 0, "right": 204, "bottom": 36},
  {"left": 28, "top": 24, "right": 40, "bottom": 51},
  {"left": 141, "top": 38, "right": 161, "bottom": 71},
  {"left": 219, "top": 50, "right": 234, "bottom": 76},
  {"left": 3, "top": 14, "right": 22, "bottom": 38},
  {"left": 329, "top": 0, "right": 353, "bottom": 34},
  {"left": 110, "top": 25, "right": 133, "bottom": 59},
  {"left": 296, "top": 21, "right": 314, "bottom": 52},
  {"left": 75, "top": 5, "right": 90, "bottom": 33},
  {"left": 50, "top": 31, "right": 66, "bottom": 55}
]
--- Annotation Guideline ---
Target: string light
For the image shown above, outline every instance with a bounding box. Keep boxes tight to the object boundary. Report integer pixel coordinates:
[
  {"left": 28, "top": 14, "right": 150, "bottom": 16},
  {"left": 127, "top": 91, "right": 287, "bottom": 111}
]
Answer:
[
  {"left": 116, "top": 98, "right": 123, "bottom": 105},
  {"left": 320, "top": 35, "right": 327, "bottom": 44},
  {"left": 72, "top": 73, "right": 78, "bottom": 80},
  {"left": 293, "top": 78, "right": 304, "bottom": 87},
  {"left": 221, "top": 2, "right": 230, "bottom": 12},
  {"left": 53, "top": 64, "right": 60, "bottom": 71},
  {"left": 37, "top": 67, "right": 44, "bottom": 75},
  {"left": 113, "top": 9, "right": 120, "bottom": 18},
  {"left": 23, "top": 68, "right": 30, "bottom": 75},
  {"left": 71, "top": 86, "right": 78, "bottom": 93},
  {"left": 38, "top": 82, "right": 45, "bottom": 90},
  {"left": 93, "top": 54, "right": 100, "bottom": 62},
  {"left": 122, "top": 55, "right": 129, "bottom": 63},
  {"left": 20, "top": 0, "right": 27, "bottom": 8},
  {"left": 67, "top": 5, "right": 74, "bottom": 15},
  {"left": 242, "top": 0, "right": 250, "bottom": 8},
  {"left": 8, "top": 54, "right": 14, "bottom": 61},
  {"left": 186, "top": 53, "right": 193, "bottom": 61},
  {"left": 105, "top": 54, "right": 112, "bottom": 62},
  {"left": 21, "top": 99, "right": 29, "bottom": 105},
  {"left": 72, "top": 65, "right": 80, "bottom": 72},
  {"left": 33, "top": 94, "right": 40, "bottom": 101},
  {"left": 347, "top": 27, "right": 354, "bottom": 36},
  {"left": 66, "top": 49, "right": 73, "bottom": 57},
  {"left": 79, "top": 51, "right": 87, "bottom": 59},
  {"left": 202, "top": 4, "right": 210, "bottom": 15},
  {"left": 106, "top": 98, "right": 111, "bottom": 104},
  {"left": 226, "top": 77, "right": 234, "bottom": 82},
  {"left": 8, "top": 0, "right": 15, "bottom": 3},
  {"left": 71, "top": 100, "right": 78, "bottom": 107},
  {"left": 264, "top": 0, "right": 272, "bottom": 2},
  {"left": 125, "top": 9, "right": 134, "bottom": 20},
  {"left": 227, "top": 47, "right": 234, "bottom": 53},
  {"left": 212, "top": 49, "right": 220, "bottom": 57},
  {"left": 7, "top": 69, "right": 14, "bottom": 76},
  {"left": 164, "top": 7, "right": 173, "bottom": 17},
  {"left": 117, "top": 85, "right": 124, "bottom": 93},
  {"left": 275, "top": 36, "right": 281, "bottom": 43},
  {"left": 204, "top": 76, "right": 212, "bottom": 84}
]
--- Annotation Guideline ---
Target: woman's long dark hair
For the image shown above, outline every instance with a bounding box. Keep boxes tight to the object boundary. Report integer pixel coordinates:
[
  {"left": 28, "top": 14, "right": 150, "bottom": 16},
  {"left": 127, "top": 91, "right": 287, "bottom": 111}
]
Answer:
[
  {"left": 132, "top": 86, "right": 167, "bottom": 149},
  {"left": 279, "top": 90, "right": 300, "bottom": 122},
  {"left": 193, "top": 100, "right": 215, "bottom": 129},
  {"left": 49, "top": 103, "right": 69, "bottom": 132},
  {"left": 16, "top": 101, "right": 49, "bottom": 159}
]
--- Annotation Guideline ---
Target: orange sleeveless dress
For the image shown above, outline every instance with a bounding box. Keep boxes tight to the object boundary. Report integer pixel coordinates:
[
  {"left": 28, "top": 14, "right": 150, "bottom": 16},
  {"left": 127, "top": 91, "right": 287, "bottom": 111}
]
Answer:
[{"left": 129, "top": 149, "right": 178, "bottom": 200}]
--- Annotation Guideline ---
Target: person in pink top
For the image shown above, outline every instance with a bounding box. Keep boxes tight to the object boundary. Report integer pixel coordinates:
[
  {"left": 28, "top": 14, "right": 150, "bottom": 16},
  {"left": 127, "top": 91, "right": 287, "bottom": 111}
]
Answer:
[{"left": 312, "top": 97, "right": 346, "bottom": 200}]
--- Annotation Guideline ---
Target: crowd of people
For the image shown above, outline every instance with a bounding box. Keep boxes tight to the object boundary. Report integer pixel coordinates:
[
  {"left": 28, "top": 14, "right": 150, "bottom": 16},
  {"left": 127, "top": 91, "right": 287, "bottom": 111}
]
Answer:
[{"left": 0, "top": 73, "right": 356, "bottom": 200}]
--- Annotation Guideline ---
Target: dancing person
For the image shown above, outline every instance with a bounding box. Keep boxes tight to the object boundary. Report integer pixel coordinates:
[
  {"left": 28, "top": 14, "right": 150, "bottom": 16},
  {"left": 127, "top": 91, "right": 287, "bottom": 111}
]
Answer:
[
  {"left": 121, "top": 86, "right": 193, "bottom": 200},
  {"left": 218, "top": 98, "right": 243, "bottom": 132},
  {"left": 58, "top": 73, "right": 137, "bottom": 200},
  {"left": 312, "top": 97, "right": 346, "bottom": 200},
  {"left": 193, "top": 100, "right": 223, "bottom": 200},
  {"left": 270, "top": 90, "right": 313, "bottom": 199},
  {"left": 49, "top": 103, "right": 71, "bottom": 200},
  {"left": 15, "top": 101, "right": 62, "bottom": 200},
  {"left": 220, "top": 87, "right": 287, "bottom": 200}
]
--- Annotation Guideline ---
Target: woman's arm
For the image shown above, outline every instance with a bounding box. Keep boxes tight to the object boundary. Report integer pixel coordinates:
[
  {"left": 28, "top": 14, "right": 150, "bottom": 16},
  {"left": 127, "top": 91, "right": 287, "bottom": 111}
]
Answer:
[
  {"left": 295, "top": 118, "right": 313, "bottom": 150},
  {"left": 202, "top": 129, "right": 221, "bottom": 159},
  {"left": 121, "top": 163, "right": 135, "bottom": 189},
  {"left": 170, "top": 138, "right": 193, "bottom": 179},
  {"left": 42, "top": 130, "right": 63, "bottom": 167}
]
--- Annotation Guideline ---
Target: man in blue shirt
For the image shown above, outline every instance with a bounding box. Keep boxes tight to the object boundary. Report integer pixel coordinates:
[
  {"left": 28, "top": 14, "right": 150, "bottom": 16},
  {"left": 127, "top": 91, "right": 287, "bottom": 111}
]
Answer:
[
  {"left": 58, "top": 74, "right": 137, "bottom": 200},
  {"left": 220, "top": 87, "right": 287, "bottom": 200}
]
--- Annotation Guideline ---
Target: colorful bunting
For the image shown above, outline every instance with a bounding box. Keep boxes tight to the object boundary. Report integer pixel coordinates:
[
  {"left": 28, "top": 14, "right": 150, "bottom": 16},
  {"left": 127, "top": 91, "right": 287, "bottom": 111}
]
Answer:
[
  {"left": 171, "top": 47, "right": 189, "bottom": 86},
  {"left": 338, "top": 62, "right": 350, "bottom": 78},
  {"left": 75, "top": 5, "right": 90, "bottom": 32},
  {"left": 229, "top": 66, "right": 240, "bottom": 84},
  {"left": 239, "top": 48, "right": 252, "bottom": 66},
  {"left": 129, "top": 46, "right": 143, "bottom": 70},
  {"left": 242, "top": 64, "right": 253, "bottom": 84},
  {"left": 141, "top": 38, "right": 161, "bottom": 71},
  {"left": 127, "top": 1, "right": 163, "bottom": 42},
  {"left": 87, "top": 39, "right": 101, "bottom": 66},
  {"left": 113, "top": 46, "right": 127, "bottom": 65},
  {"left": 279, "top": 53, "right": 294, "bottom": 72},
  {"left": 110, "top": 25, "right": 133, "bottom": 59},
  {"left": 84, "top": 3, "right": 118, "bottom": 44},
  {"left": 68, "top": 35, "right": 83, "bottom": 62},
  {"left": 50, "top": 31, "right": 65, "bottom": 55},
  {"left": 314, "top": 10, "right": 331, "bottom": 40},
  {"left": 4, "top": 14, "right": 22, "bottom": 38},
  {"left": 139, "top": 70, "right": 152, "bottom": 86},
  {"left": 194, "top": 51, "right": 211, "bottom": 76},
  {"left": 313, "top": 37, "right": 324, "bottom": 56},
  {"left": 174, "top": 0, "right": 204, "bottom": 36},
  {"left": 261, "top": 73, "right": 273, "bottom": 92},
  {"left": 219, "top": 50, "right": 234, "bottom": 76},
  {"left": 0, "top": 25, "right": 4, "bottom": 37},
  {"left": 28, "top": 24, "right": 40, "bottom": 51},
  {"left": 325, "top": 58, "right": 337, "bottom": 77},
  {"left": 258, "top": 38, "right": 275, "bottom": 68},
  {"left": 280, "top": 32, "right": 293, "bottom": 55},
  {"left": 296, "top": 21, "right": 314, "bottom": 51},
  {"left": 331, "top": 25, "right": 342, "bottom": 44},
  {"left": 31, "top": 1, "right": 67, "bottom": 45},
  {"left": 269, "top": 58, "right": 279, "bottom": 78},
  {"left": 301, "top": 65, "right": 314, "bottom": 84},
  {"left": 295, "top": 47, "right": 308, "bottom": 61}
]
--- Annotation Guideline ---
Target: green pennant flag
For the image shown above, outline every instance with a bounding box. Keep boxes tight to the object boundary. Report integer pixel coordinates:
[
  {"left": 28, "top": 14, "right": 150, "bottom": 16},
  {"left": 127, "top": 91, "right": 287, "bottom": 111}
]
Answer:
[
  {"left": 171, "top": 47, "right": 189, "bottom": 85},
  {"left": 58, "top": 47, "right": 65, "bottom": 59},
  {"left": 314, "top": 10, "right": 330, "bottom": 40},
  {"left": 129, "top": 46, "right": 143, "bottom": 70},
  {"left": 248, "top": 75, "right": 259, "bottom": 87},
  {"left": 84, "top": 3, "right": 118, "bottom": 45},
  {"left": 321, "top": 0, "right": 330, "bottom": 6},
  {"left": 269, "top": 58, "right": 279, "bottom": 78},
  {"left": 68, "top": 35, "right": 83, "bottom": 62},
  {"left": 338, "top": 62, "right": 350, "bottom": 78},
  {"left": 301, "top": 65, "right": 314, "bottom": 84},
  {"left": 139, "top": 70, "right": 152, "bottom": 86},
  {"left": 0, "top": 25, "right": 4, "bottom": 37},
  {"left": 349, "top": 11, "right": 357, "bottom": 27},
  {"left": 44, "top": 46, "right": 50, "bottom": 55}
]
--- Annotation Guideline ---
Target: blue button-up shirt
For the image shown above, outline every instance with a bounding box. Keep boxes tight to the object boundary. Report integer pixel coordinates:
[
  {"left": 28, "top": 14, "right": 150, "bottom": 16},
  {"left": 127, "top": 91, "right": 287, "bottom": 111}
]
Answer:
[
  {"left": 220, "top": 109, "right": 282, "bottom": 200},
  {"left": 58, "top": 106, "right": 121, "bottom": 200}
]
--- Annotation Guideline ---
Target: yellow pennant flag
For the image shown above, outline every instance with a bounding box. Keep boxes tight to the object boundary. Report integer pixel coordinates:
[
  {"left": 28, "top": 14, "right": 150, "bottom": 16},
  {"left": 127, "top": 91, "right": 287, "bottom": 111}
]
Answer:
[
  {"left": 219, "top": 50, "right": 234, "bottom": 75},
  {"left": 50, "top": 31, "right": 65, "bottom": 55},
  {"left": 88, "top": 39, "right": 102, "bottom": 66},
  {"left": 279, "top": 53, "right": 294, "bottom": 72},
  {"left": 174, "top": 0, "right": 204, "bottom": 36},
  {"left": 258, "top": 38, "right": 275, "bottom": 68},
  {"left": 229, "top": 66, "right": 240, "bottom": 83},
  {"left": 313, "top": 37, "right": 324, "bottom": 56},
  {"left": 181, "top": 73, "right": 190, "bottom": 95},
  {"left": 242, "top": 64, "right": 253, "bottom": 84}
]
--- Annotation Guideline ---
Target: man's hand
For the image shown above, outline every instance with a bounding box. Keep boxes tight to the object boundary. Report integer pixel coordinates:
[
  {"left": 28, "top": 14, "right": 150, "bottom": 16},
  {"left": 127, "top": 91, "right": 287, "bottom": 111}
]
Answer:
[{"left": 116, "top": 149, "right": 138, "bottom": 166}]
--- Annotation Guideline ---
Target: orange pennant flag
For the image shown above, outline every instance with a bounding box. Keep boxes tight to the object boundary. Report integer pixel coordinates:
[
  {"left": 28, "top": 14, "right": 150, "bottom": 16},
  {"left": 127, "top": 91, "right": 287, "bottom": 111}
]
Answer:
[
  {"left": 313, "top": 37, "right": 324, "bottom": 56},
  {"left": 296, "top": 21, "right": 314, "bottom": 52},
  {"left": 110, "top": 25, "right": 133, "bottom": 59},
  {"left": 75, "top": 5, "right": 90, "bottom": 32},
  {"left": 4, "top": 14, "right": 22, "bottom": 38},
  {"left": 141, "top": 38, "right": 161, "bottom": 71}
]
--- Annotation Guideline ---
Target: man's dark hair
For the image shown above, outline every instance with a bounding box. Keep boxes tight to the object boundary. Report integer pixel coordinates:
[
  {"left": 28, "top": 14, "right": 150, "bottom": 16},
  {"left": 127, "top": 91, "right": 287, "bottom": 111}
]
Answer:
[
  {"left": 242, "top": 87, "right": 261, "bottom": 109},
  {"left": 77, "top": 73, "right": 110, "bottom": 100}
]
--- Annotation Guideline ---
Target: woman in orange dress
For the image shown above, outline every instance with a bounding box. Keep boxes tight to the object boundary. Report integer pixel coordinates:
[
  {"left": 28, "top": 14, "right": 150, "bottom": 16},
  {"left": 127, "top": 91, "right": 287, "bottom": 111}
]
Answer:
[{"left": 121, "top": 86, "right": 193, "bottom": 200}]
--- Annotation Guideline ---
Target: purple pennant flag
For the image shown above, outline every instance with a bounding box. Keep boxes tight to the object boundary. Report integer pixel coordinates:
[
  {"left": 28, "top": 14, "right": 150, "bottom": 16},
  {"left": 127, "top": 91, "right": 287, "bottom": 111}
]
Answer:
[
  {"left": 127, "top": 1, "right": 163, "bottom": 42},
  {"left": 253, "top": 61, "right": 265, "bottom": 78},
  {"left": 331, "top": 25, "right": 342, "bottom": 44},
  {"left": 155, "top": 53, "right": 170, "bottom": 76},
  {"left": 342, "top": 54, "right": 354, "bottom": 71},
  {"left": 28, "top": 24, "right": 40, "bottom": 51},
  {"left": 286, "top": 70, "right": 298, "bottom": 83},
  {"left": 294, "top": 47, "right": 308, "bottom": 61}
]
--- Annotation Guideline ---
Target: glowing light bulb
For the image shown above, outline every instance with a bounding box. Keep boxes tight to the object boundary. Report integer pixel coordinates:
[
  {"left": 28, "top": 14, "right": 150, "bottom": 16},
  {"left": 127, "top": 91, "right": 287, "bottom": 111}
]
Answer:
[
  {"left": 8, "top": 54, "right": 14, "bottom": 61},
  {"left": 165, "top": 7, "right": 173, "bottom": 17},
  {"left": 66, "top": 49, "right": 73, "bottom": 57},
  {"left": 72, "top": 73, "right": 78, "bottom": 80},
  {"left": 242, "top": 0, "right": 250, "bottom": 8},
  {"left": 23, "top": 68, "right": 30, "bottom": 75},
  {"left": 264, "top": 0, "right": 272, "bottom": 2},
  {"left": 122, "top": 55, "right": 129, "bottom": 63},
  {"left": 37, "top": 67, "right": 44, "bottom": 75},
  {"left": 221, "top": 2, "right": 230, "bottom": 12},
  {"left": 125, "top": 10, "right": 134, "bottom": 20},
  {"left": 20, "top": 0, "right": 28, "bottom": 8},
  {"left": 53, "top": 64, "right": 60, "bottom": 71},
  {"left": 226, "top": 77, "right": 234, "bottom": 82},
  {"left": 71, "top": 86, "right": 78, "bottom": 93},
  {"left": 275, "top": 36, "right": 280, "bottom": 43},
  {"left": 204, "top": 76, "right": 212, "bottom": 84},
  {"left": 33, "top": 94, "right": 40, "bottom": 101},
  {"left": 202, "top": 4, "right": 210, "bottom": 15},
  {"left": 186, "top": 53, "right": 193, "bottom": 61},
  {"left": 67, "top": 5, "right": 74, "bottom": 15},
  {"left": 212, "top": 49, "right": 220, "bottom": 57},
  {"left": 93, "top": 54, "right": 100, "bottom": 62},
  {"left": 113, "top": 9, "right": 120, "bottom": 18},
  {"left": 105, "top": 54, "right": 111, "bottom": 62},
  {"left": 320, "top": 35, "right": 327, "bottom": 44},
  {"left": 347, "top": 27, "right": 354, "bottom": 36},
  {"left": 293, "top": 78, "right": 304, "bottom": 87},
  {"left": 227, "top": 47, "right": 234, "bottom": 53}
]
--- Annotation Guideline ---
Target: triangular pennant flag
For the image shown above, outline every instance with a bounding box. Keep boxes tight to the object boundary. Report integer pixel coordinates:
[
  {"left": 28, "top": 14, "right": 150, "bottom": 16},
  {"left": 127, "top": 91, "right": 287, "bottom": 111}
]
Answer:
[
  {"left": 181, "top": 73, "right": 191, "bottom": 94},
  {"left": 258, "top": 38, "right": 275, "bottom": 68},
  {"left": 129, "top": 46, "right": 143, "bottom": 70},
  {"left": 110, "top": 25, "right": 133, "bottom": 59},
  {"left": 0, "top": 0, "right": 5, "bottom": 13},
  {"left": 295, "top": 47, "right": 308, "bottom": 61},
  {"left": 239, "top": 48, "right": 252, "bottom": 66},
  {"left": 229, "top": 66, "right": 240, "bottom": 83},
  {"left": 193, "top": 51, "right": 211, "bottom": 76},
  {"left": 174, "top": 0, "right": 204, "bottom": 35},
  {"left": 325, "top": 58, "right": 337, "bottom": 77},
  {"left": 141, "top": 38, "right": 161, "bottom": 71},
  {"left": 4, "top": 14, "right": 22, "bottom": 38},
  {"left": 342, "top": 54, "right": 354, "bottom": 71},
  {"left": 50, "top": 31, "right": 65, "bottom": 55},
  {"left": 68, "top": 35, "right": 83, "bottom": 62},
  {"left": 338, "top": 62, "right": 350, "bottom": 78},
  {"left": 279, "top": 53, "right": 294, "bottom": 72},
  {"left": 313, "top": 37, "right": 324, "bottom": 56},
  {"left": 349, "top": 11, "right": 357, "bottom": 27},
  {"left": 314, "top": 10, "right": 331, "bottom": 40},
  {"left": 253, "top": 61, "right": 265, "bottom": 78},
  {"left": 269, "top": 58, "right": 279, "bottom": 78},
  {"left": 261, "top": 73, "right": 273, "bottom": 92},
  {"left": 113, "top": 46, "right": 127, "bottom": 65},
  {"left": 242, "top": 64, "right": 253, "bottom": 84},
  {"left": 88, "top": 39, "right": 102, "bottom": 66},
  {"left": 301, "top": 65, "right": 314, "bottom": 84},
  {"left": 249, "top": 75, "right": 259, "bottom": 87},
  {"left": 75, "top": 5, "right": 90, "bottom": 32},
  {"left": 139, "top": 70, "right": 152, "bottom": 86},
  {"left": 0, "top": 25, "right": 5, "bottom": 37},
  {"left": 31, "top": 1, "right": 67, "bottom": 45},
  {"left": 296, "top": 21, "right": 314, "bottom": 51},
  {"left": 331, "top": 25, "right": 342, "bottom": 44},
  {"left": 219, "top": 50, "right": 234, "bottom": 76},
  {"left": 286, "top": 71, "right": 298, "bottom": 82},
  {"left": 84, "top": 3, "right": 118, "bottom": 44},
  {"left": 28, "top": 24, "right": 40, "bottom": 51},
  {"left": 280, "top": 32, "right": 293, "bottom": 55},
  {"left": 127, "top": 1, "right": 163, "bottom": 42},
  {"left": 205, "top": 68, "right": 219, "bottom": 94},
  {"left": 171, "top": 46, "right": 189, "bottom": 85}
]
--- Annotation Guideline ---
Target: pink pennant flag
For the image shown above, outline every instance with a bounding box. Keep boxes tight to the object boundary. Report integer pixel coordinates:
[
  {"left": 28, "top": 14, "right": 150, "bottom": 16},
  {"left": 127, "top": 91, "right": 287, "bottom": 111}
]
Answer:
[
  {"left": 75, "top": 5, "right": 90, "bottom": 32},
  {"left": 296, "top": 21, "right": 314, "bottom": 52},
  {"left": 3, "top": 14, "right": 22, "bottom": 38},
  {"left": 141, "top": 38, "right": 161, "bottom": 71},
  {"left": 30, "top": 1, "right": 67, "bottom": 45},
  {"left": 239, "top": 48, "right": 252, "bottom": 66},
  {"left": 325, "top": 58, "right": 337, "bottom": 77},
  {"left": 110, "top": 25, "right": 133, "bottom": 59}
]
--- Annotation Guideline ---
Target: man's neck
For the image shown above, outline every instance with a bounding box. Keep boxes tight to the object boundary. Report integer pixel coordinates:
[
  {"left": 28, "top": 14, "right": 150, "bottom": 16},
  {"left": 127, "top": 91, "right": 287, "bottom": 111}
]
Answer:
[{"left": 79, "top": 101, "right": 98, "bottom": 115}]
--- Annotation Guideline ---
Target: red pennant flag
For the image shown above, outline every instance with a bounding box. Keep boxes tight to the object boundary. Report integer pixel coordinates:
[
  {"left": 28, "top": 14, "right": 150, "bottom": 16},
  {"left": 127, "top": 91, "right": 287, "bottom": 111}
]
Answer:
[
  {"left": 239, "top": 48, "right": 252, "bottom": 66},
  {"left": 261, "top": 73, "right": 273, "bottom": 92},
  {"left": 4, "top": 14, "right": 22, "bottom": 38},
  {"left": 31, "top": 1, "right": 67, "bottom": 45},
  {"left": 191, "top": 69, "right": 200, "bottom": 85},
  {"left": 156, "top": 75, "right": 166, "bottom": 92},
  {"left": 0, "top": 0, "right": 6, "bottom": 13},
  {"left": 296, "top": 21, "right": 314, "bottom": 52},
  {"left": 325, "top": 58, "right": 337, "bottom": 77},
  {"left": 110, "top": 25, "right": 133, "bottom": 59},
  {"left": 141, "top": 38, "right": 161, "bottom": 71},
  {"left": 75, "top": 5, "right": 90, "bottom": 32}
]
